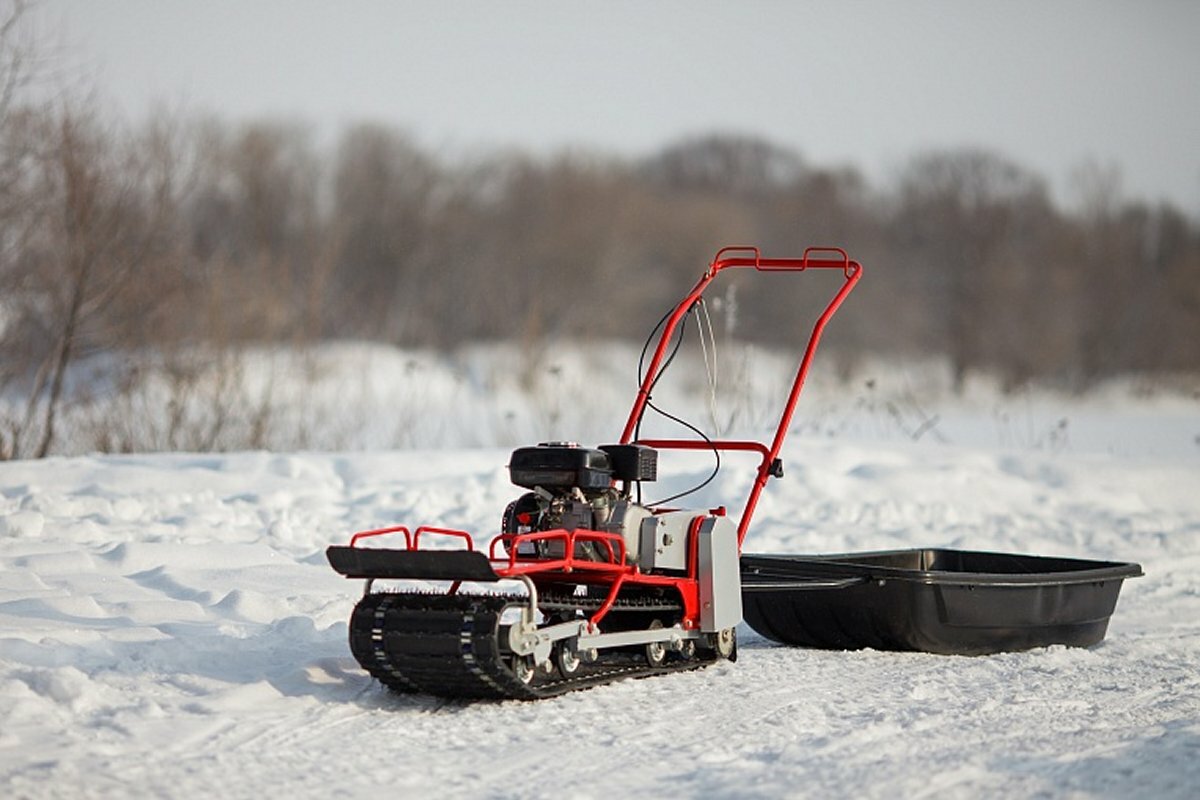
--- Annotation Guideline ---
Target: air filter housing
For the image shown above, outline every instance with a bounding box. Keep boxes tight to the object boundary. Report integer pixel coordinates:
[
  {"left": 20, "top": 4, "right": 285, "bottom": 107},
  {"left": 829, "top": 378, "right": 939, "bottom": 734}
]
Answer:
[{"left": 599, "top": 444, "right": 658, "bottom": 482}]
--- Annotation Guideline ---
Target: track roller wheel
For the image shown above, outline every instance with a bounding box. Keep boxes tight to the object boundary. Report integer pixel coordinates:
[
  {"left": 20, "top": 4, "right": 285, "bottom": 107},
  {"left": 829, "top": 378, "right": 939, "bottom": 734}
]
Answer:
[
  {"left": 555, "top": 641, "right": 582, "bottom": 677},
  {"left": 645, "top": 620, "right": 667, "bottom": 667},
  {"left": 673, "top": 639, "right": 697, "bottom": 661}
]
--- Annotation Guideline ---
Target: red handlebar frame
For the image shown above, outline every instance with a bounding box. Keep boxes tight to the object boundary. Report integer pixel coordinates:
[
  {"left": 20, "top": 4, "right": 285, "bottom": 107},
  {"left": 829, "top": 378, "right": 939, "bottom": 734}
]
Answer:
[{"left": 619, "top": 246, "right": 862, "bottom": 547}]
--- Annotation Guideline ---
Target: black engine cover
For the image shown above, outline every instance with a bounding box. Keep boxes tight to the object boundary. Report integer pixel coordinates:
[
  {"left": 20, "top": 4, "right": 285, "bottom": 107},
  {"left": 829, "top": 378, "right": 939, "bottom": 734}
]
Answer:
[{"left": 508, "top": 443, "right": 612, "bottom": 492}]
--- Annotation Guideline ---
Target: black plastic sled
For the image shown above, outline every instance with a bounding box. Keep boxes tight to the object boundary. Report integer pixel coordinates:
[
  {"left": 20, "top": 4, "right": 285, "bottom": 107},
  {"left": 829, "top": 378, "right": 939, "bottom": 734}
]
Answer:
[{"left": 740, "top": 548, "right": 1142, "bottom": 655}]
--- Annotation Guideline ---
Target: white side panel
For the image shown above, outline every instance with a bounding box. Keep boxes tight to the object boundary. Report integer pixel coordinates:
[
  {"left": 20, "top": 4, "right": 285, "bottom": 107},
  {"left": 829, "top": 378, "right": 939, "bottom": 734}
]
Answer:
[
  {"left": 698, "top": 516, "right": 742, "bottom": 632},
  {"left": 638, "top": 511, "right": 692, "bottom": 571}
]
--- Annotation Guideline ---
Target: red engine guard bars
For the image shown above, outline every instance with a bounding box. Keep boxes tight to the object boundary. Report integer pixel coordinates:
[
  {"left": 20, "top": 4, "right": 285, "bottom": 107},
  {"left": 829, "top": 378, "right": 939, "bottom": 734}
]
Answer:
[{"left": 618, "top": 246, "right": 863, "bottom": 547}]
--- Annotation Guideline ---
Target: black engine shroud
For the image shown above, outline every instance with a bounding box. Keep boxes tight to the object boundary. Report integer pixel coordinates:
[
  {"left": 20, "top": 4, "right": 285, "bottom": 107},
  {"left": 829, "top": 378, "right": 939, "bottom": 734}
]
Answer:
[{"left": 508, "top": 442, "right": 657, "bottom": 493}]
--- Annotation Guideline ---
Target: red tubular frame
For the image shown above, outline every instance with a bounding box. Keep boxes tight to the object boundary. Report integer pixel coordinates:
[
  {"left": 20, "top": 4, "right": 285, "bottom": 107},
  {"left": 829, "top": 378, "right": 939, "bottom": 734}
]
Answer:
[
  {"left": 349, "top": 525, "right": 413, "bottom": 549},
  {"left": 487, "top": 529, "right": 629, "bottom": 574},
  {"left": 350, "top": 525, "right": 478, "bottom": 551},
  {"left": 619, "top": 246, "right": 862, "bottom": 547}
]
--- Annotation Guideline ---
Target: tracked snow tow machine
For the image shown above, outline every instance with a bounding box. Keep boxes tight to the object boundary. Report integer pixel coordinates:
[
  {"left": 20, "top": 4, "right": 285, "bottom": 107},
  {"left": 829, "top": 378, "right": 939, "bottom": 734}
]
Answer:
[
  {"left": 327, "top": 245, "right": 1141, "bottom": 700},
  {"left": 326, "top": 246, "right": 859, "bottom": 699}
]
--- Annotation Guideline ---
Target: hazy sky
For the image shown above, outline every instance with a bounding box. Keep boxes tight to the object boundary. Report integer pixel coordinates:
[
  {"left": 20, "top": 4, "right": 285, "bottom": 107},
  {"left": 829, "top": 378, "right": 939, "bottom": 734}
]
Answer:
[{"left": 39, "top": 0, "right": 1200, "bottom": 212}]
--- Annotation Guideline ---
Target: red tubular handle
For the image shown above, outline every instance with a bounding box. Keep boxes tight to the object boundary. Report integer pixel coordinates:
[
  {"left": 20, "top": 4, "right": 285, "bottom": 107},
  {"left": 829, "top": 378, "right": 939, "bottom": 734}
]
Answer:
[{"left": 620, "top": 246, "right": 863, "bottom": 547}]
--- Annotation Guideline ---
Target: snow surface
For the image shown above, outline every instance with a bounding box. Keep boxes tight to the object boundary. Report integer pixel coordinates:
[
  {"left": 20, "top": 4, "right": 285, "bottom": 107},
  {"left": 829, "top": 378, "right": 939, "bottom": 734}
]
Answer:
[{"left": 2, "top": 353, "right": 1199, "bottom": 798}]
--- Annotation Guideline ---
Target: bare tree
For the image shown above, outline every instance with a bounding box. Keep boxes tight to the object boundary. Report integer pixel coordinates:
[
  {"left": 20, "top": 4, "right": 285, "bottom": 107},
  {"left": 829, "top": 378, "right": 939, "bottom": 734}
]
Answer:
[
  {"left": 642, "top": 133, "right": 806, "bottom": 196},
  {"left": 329, "top": 123, "right": 439, "bottom": 341},
  {"left": 0, "top": 1, "right": 35, "bottom": 125},
  {"left": 9, "top": 107, "right": 145, "bottom": 455},
  {"left": 892, "top": 149, "right": 1054, "bottom": 390}
]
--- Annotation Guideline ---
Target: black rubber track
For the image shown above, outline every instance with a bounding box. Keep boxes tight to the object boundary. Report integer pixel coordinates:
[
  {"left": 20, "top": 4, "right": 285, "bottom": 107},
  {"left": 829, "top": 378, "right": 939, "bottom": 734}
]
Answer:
[{"left": 348, "top": 590, "right": 721, "bottom": 701}]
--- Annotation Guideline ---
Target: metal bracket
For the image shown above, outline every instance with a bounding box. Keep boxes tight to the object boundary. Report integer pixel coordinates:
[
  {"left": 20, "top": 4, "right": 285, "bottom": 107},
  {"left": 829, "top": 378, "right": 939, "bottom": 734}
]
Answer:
[{"left": 505, "top": 576, "right": 703, "bottom": 663}]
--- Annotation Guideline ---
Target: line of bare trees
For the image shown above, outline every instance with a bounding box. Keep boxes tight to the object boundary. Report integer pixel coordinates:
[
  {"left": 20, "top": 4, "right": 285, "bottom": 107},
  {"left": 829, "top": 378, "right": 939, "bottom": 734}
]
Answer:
[{"left": 1, "top": 3, "right": 1197, "bottom": 458}]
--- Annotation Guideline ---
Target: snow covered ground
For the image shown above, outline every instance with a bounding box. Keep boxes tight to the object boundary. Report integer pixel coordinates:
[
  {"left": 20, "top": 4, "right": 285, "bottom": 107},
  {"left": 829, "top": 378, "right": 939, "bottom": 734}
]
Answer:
[{"left": 2, "top": 348, "right": 1199, "bottom": 798}]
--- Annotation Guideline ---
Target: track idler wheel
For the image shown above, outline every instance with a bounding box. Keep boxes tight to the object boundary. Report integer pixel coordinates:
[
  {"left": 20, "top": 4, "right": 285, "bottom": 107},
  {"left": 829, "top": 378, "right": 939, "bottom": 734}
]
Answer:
[
  {"left": 711, "top": 628, "right": 737, "bottom": 661},
  {"left": 512, "top": 655, "right": 537, "bottom": 685}
]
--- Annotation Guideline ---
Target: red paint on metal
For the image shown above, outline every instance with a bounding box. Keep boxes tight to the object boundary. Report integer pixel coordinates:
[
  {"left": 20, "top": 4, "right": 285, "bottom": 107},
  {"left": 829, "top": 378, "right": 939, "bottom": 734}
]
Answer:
[
  {"left": 621, "top": 247, "right": 861, "bottom": 546},
  {"left": 349, "top": 525, "right": 412, "bottom": 549}
]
